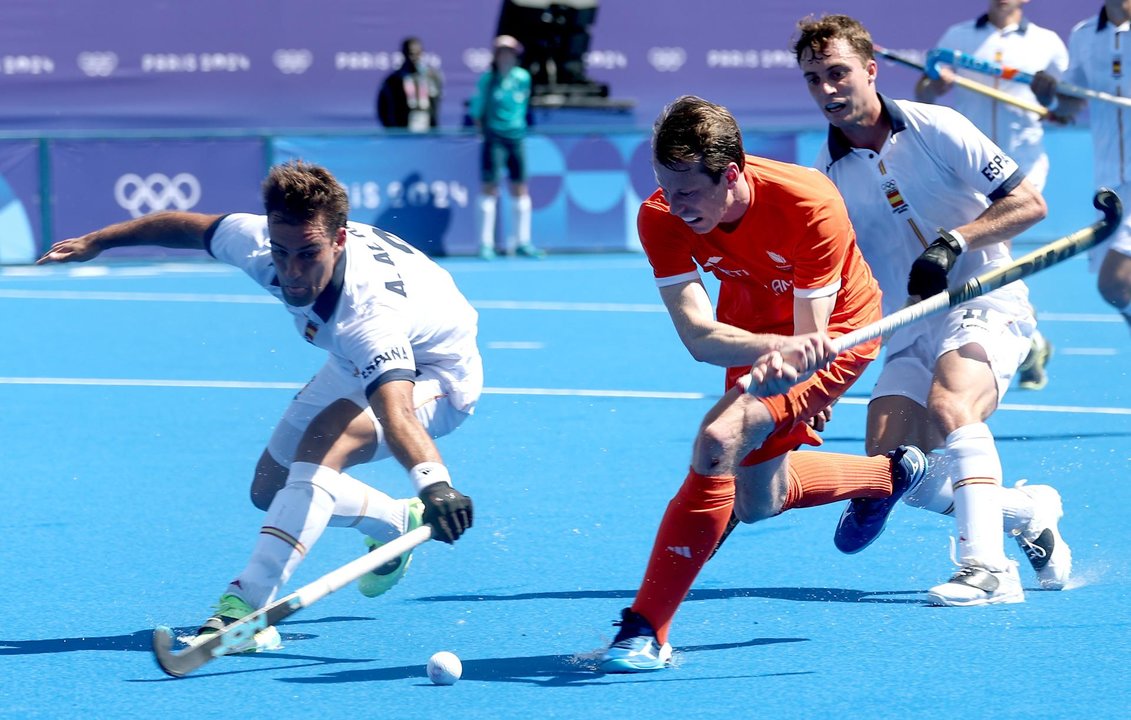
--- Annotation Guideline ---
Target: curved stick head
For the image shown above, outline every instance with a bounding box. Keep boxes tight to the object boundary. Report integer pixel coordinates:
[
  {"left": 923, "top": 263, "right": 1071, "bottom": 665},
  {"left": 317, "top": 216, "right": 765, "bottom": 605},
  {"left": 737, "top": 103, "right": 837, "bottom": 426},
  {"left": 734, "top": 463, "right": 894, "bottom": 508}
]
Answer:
[{"left": 1094, "top": 188, "right": 1123, "bottom": 229}]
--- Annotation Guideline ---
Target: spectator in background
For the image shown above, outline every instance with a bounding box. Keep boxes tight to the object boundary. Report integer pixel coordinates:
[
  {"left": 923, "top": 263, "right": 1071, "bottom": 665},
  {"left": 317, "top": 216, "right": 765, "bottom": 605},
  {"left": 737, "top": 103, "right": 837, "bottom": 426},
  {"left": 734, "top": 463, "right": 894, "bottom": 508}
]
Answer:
[
  {"left": 469, "top": 35, "right": 544, "bottom": 259},
  {"left": 915, "top": 0, "right": 1068, "bottom": 390},
  {"left": 377, "top": 37, "right": 443, "bottom": 133}
]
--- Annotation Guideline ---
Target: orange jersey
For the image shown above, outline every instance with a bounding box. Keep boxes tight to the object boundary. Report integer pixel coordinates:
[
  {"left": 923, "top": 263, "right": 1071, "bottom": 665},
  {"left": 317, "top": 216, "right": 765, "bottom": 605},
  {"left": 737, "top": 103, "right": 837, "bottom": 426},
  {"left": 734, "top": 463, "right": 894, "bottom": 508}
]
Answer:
[{"left": 638, "top": 155, "right": 880, "bottom": 339}]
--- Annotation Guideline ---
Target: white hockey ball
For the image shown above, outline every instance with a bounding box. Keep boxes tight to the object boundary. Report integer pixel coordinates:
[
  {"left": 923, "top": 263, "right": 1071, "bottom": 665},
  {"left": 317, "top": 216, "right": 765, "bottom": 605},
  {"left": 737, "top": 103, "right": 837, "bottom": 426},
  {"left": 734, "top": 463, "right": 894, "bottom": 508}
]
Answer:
[{"left": 427, "top": 650, "right": 462, "bottom": 685}]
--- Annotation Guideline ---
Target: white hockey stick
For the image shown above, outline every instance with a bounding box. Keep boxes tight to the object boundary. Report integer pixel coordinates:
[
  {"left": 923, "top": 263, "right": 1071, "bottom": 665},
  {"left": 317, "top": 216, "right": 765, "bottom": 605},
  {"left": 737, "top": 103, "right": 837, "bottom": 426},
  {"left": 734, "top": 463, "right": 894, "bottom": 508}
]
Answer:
[
  {"left": 152, "top": 524, "right": 434, "bottom": 678},
  {"left": 927, "top": 47, "right": 1131, "bottom": 110}
]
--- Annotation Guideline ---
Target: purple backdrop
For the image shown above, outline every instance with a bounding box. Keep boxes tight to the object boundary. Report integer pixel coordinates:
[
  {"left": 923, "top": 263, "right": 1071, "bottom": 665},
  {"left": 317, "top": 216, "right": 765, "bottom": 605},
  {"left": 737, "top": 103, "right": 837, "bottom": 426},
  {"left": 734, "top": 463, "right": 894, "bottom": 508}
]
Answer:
[
  {"left": 50, "top": 138, "right": 265, "bottom": 258},
  {"left": 0, "top": 1, "right": 1092, "bottom": 131}
]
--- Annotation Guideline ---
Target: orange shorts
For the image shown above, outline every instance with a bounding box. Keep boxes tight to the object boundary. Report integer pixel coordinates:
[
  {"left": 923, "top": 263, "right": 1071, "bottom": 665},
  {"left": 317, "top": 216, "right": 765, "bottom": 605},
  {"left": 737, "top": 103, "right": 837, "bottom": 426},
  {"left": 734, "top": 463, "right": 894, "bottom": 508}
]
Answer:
[{"left": 725, "top": 336, "right": 880, "bottom": 467}]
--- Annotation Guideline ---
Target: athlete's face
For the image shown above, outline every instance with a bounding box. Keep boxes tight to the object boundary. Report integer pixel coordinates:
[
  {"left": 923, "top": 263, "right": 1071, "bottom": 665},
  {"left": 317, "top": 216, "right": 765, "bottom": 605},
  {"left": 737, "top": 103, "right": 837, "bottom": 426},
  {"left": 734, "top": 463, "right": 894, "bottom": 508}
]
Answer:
[
  {"left": 800, "top": 38, "right": 878, "bottom": 130},
  {"left": 267, "top": 217, "right": 346, "bottom": 306},
  {"left": 653, "top": 159, "right": 740, "bottom": 234}
]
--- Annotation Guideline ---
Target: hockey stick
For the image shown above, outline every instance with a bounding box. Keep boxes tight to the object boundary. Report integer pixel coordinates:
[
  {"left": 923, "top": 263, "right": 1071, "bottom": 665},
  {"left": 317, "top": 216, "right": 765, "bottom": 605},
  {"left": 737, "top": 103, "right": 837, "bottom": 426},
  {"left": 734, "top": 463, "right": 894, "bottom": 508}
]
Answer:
[
  {"left": 830, "top": 188, "right": 1122, "bottom": 355},
  {"left": 873, "top": 45, "right": 1049, "bottom": 117},
  {"left": 927, "top": 47, "right": 1131, "bottom": 110},
  {"left": 152, "top": 524, "right": 434, "bottom": 678},
  {"left": 739, "top": 189, "right": 1120, "bottom": 393}
]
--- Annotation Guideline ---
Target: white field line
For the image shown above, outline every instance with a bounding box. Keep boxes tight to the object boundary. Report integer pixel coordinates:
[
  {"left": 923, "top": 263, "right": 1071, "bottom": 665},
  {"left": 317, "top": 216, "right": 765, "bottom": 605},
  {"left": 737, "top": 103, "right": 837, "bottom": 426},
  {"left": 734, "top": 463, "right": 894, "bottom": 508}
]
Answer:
[
  {"left": 3, "top": 288, "right": 1128, "bottom": 323},
  {"left": 486, "top": 341, "right": 546, "bottom": 350},
  {"left": 1059, "top": 348, "right": 1119, "bottom": 356},
  {"left": 2, "top": 376, "right": 1129, "bottom": 415},
  {"left": 0, "top": 288, "right": 663, "bottom": 312}
]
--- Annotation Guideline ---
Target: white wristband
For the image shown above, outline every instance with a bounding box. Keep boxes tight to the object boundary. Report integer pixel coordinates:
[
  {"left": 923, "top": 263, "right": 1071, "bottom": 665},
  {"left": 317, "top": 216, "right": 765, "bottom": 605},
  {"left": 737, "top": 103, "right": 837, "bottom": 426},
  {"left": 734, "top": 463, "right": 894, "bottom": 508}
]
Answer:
[
  {"left": 410, "top": 462, "right": 451, "bottom": 494},
  {"left": 946, "top": 229, "right": 968, "bottom": 252}
]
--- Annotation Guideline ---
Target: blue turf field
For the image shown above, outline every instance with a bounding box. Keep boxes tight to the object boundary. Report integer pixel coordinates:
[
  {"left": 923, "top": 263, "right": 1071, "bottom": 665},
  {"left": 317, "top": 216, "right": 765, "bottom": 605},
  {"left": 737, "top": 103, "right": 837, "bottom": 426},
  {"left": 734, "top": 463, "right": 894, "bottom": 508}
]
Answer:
[{"left": 2, "top": 249, "right": 1128, "bottom": 719}]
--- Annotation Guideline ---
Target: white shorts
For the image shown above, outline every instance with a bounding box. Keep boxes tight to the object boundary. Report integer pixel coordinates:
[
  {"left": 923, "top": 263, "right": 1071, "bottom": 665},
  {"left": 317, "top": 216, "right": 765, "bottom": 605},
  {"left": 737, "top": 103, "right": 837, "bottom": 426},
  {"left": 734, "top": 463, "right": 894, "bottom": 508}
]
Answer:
[
  {"left": 1089, "top": 180, "right": 1131, "bottom": 272},
  {"left": 871, "top": 291, "right": 1035, "bottom": 407},
  {"left": 266, "top": 358, "right": 482, "bottom": 466}
]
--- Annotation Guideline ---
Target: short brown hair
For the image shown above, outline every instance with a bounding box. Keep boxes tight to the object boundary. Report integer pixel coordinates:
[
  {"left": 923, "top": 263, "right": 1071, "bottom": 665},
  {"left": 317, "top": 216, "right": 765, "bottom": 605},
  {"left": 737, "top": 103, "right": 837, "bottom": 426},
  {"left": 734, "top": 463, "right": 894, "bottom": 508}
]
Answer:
[
  {"left": 792, "top": 14, "right": 874, "bottom": 67},
  {"left": 652, "top": 95, "right": 744, "bottom": 181},
  {"left": 262, "top": 160, "right": 349, "bottom": 238}
]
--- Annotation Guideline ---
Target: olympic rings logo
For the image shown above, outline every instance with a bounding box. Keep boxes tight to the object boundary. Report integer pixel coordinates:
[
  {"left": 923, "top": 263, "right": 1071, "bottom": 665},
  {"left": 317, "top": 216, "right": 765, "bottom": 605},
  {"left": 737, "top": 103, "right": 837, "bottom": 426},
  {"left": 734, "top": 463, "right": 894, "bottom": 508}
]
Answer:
[
  {"left": 273, "top": 49, "right": 313, "bottom": 75},
  {"left": 77, "top": 51, "right": 118, "bottom": 77},
  {"left": 114, "top": 173, "right": 202, "bottom": 217},
  {"left": 647, "top": 47, "right": 686, "bottom": 72}
]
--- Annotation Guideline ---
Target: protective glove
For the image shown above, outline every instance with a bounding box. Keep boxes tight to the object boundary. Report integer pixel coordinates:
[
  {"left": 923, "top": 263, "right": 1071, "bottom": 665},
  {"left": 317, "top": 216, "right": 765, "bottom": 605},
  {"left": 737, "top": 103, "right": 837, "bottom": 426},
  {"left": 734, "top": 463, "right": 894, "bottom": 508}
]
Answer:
[
  {"left": 419, "top": 481, "right": 474, "bottom": 543},
  {"left": 908, "top": 229, "right": 964, "bottom": 298}
]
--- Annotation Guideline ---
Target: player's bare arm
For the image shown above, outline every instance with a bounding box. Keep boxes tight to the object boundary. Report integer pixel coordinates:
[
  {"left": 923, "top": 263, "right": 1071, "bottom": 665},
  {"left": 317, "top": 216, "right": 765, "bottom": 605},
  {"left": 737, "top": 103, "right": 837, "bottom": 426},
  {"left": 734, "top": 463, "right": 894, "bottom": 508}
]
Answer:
[
  {"left": 36, "top": 211, "right": 220, "bottom": 265},
  {"left": 914, "top": 65, "right": 955, "bottom": 103},
  {"left": 910, "top": 179, "right": 1048, "bottom": 297},
  {"left": 660, "top": 279, "right": 798, "bottom": 368},
  {"left": 952, "top": 179, "right": 1047, "bottom": 250},
  {"left": 744, "top": 294, "right": 838, "bottom": 397},
  {"left": 368, "top": 379, "right": 473, "bottom": 543}
]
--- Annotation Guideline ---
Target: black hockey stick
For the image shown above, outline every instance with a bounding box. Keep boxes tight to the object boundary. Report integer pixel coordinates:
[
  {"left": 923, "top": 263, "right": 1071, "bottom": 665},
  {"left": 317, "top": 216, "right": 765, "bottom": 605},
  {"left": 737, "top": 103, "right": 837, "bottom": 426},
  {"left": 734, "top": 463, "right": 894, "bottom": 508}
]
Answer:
[
  {"left": 829, "top": 188, "right": 1122, "bottom": 354},
  {"left": 722, "top": 189, "right": 1121, "bottom": 557},
  {"left": 152, "top": 524, "right": 433, "bottom": 677}
]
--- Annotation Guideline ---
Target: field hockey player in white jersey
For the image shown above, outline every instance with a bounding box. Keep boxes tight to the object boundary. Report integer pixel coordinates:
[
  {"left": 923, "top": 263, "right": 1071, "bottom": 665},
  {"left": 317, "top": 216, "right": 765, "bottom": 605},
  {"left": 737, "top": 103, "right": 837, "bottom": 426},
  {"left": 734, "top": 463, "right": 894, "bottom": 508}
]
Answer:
[
  {"left": 37, "top": 160, "right": 479, "bottom": 651},
  {"left": 793, "top": 14, "right": 1072, "bottom": 606},
  {"left": 1032, "top": 0, "right": 1131, "bottom": 330},
  {"left": 915, "top": 0, "right": 1069, "bottom": 390}
]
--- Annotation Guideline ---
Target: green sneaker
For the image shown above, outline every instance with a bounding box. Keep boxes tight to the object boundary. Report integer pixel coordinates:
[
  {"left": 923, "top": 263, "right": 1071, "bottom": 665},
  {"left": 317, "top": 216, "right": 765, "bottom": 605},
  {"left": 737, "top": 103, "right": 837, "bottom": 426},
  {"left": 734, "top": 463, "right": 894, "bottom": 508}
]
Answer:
[
  {"left": 194, "top": 593, "right": 281, "bottom": 653},
  {"left": 1018, "top": 337, "right": 1052, "bottom": 390},
  {"left": 358, "top": 498, "right": 425, "bottom": 598}
]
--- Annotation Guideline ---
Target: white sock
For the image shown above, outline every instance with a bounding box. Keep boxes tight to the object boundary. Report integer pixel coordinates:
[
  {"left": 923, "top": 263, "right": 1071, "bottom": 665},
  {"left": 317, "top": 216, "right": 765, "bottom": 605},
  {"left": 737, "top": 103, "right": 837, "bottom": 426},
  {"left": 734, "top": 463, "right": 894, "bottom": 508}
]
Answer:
[
  {"left": 906, "top": 452, "right": 1035, "bottom": 536},
  {"left": 227, "top": 462, "right": 337, "bottom": 608},
  {"left": 326, "top": 471, "right": 410, "bottom": 542},
  {"left": 477, "top": 195, "right": 497, "bottom": 250},
  {"left": 514, "top": 194, "right": 532, "bottom": 247},
  {"left": 946, "top": 423, "right": 1009, "bottom": 569}
]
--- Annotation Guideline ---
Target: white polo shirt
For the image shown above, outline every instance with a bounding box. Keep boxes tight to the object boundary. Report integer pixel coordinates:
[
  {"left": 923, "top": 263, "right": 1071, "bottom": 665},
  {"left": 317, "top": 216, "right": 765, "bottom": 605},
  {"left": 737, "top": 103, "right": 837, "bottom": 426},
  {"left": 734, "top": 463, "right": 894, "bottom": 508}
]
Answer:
[
  {"left": 1065, "top": 8, "right": 1131, "bottom": 188},
  {"left": 205, "top": 213, "right": 481, "bottom": 411},
  {"left": 932, "top": 14, "right": 1068, "bottom": 182},
  {"left": 814, "top": 96, "right": 1027, "bottom": 318}
]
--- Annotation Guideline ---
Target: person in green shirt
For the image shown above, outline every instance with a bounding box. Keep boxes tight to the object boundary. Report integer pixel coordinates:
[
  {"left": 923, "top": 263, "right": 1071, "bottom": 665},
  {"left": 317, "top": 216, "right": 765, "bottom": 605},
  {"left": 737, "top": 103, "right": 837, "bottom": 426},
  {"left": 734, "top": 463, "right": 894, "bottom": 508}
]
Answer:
[{"left": 469, "top": 35, "right": 544, "bottom": 259}]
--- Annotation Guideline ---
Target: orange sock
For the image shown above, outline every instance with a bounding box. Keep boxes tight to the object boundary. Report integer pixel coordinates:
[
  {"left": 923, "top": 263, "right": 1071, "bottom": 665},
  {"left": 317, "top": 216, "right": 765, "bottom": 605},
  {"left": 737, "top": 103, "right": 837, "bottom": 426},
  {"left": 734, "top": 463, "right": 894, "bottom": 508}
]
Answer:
[
  {"left": 631, "top": 469, "right": 735, "bottom": 644},
  {"left": 781, "top": 451, "right": 891, "bottom": 511}
]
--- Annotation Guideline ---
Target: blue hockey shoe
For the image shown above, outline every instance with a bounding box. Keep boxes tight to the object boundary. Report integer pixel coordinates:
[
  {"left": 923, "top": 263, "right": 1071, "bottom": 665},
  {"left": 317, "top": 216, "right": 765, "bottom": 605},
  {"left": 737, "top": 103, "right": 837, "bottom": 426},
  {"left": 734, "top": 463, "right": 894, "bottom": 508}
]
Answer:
[{"left": 834, "top": 445, "right": 928, "bottom": 554}]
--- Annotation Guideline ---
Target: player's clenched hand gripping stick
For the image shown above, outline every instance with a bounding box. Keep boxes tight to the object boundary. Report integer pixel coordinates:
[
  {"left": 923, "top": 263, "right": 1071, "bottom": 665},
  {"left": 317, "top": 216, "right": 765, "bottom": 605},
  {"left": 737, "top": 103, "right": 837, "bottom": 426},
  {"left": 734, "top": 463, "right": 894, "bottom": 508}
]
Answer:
[
  {"left": 152, "top": 525, "right": 433, "bottom": 678},
  {"left": 927, "top": 47, "right": 1131, "bottom": 111},
  {"left": 740, "top": 189, "right": 1121, "bottom": 394}
]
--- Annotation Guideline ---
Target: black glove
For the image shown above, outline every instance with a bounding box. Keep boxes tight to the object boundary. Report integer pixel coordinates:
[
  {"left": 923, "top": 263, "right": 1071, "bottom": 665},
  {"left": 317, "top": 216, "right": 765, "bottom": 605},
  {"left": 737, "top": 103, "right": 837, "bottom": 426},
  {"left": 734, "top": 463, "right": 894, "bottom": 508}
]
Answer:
[
  {"left": 908, "top": 230, "right": 963, "bottom": 298},
  {"left": 419, "top": 482, "right": 473, "bottom": 544}
]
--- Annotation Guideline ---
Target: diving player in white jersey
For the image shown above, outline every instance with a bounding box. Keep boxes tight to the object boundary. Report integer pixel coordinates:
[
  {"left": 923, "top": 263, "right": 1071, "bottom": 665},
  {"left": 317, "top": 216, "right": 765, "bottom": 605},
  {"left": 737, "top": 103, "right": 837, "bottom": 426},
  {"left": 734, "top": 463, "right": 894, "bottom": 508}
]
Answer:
[
  {"left": 916, "top": 0, "right": 1069, "bottom": 390},
  {"left": 1032, "top": 0, "right": 1131, "bottom": 330},
  {"left": 38, "top": 160, "right": 478, "bottom": 650},
  {"left": 793, "top": 14, "right": 1072, "bottom": 605}
]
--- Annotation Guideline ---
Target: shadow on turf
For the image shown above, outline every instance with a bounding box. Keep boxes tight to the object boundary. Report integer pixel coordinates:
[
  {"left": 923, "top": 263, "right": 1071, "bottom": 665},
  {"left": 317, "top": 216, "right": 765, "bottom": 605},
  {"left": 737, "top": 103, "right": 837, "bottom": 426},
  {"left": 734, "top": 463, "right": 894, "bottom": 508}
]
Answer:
[
  {"left": 277, "top": 637, "right": 810, "bottom": 687},
  {"left": 415, "top": 587, "right": 923, "bottom": 605},
  {"left": 0, "top": 615, "right": 366, "bottom": 657}
]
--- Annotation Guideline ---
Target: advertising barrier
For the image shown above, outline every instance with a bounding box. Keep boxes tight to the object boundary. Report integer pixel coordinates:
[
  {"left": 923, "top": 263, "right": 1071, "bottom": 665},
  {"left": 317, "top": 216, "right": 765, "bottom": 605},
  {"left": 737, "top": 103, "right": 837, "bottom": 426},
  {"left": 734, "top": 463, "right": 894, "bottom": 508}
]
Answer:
[{"left": 49, "top": 138, "right": 265, "bottom": 259}]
